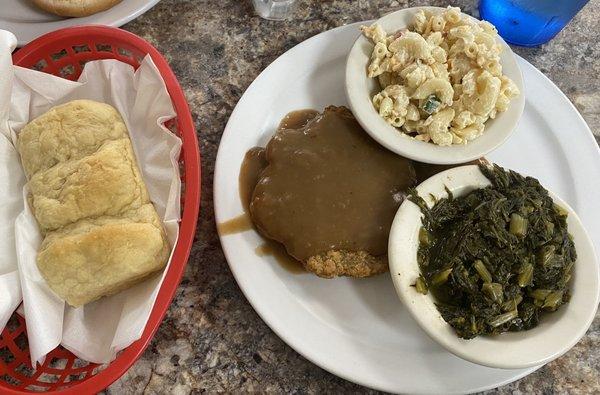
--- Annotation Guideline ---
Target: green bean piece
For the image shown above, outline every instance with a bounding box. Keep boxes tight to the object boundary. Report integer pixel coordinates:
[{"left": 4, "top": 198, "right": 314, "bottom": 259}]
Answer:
[
  {"left": 470, "top": 315, "right": 477, "bottom": 333},
  {"left": 560, "top": 273, "right": 572, "bottom": 287},
  {"left": 554, "top": 204, "right": 568, "bottom": 217},
  {"left": 564, "top": 260, "right": 574, "bottom": 274},
  {"left": 509, "top": 213, "right": 528, "bottom": 237},
  {"left": 419, "top": 228, "right": 431, "bottom": 246},
  {"left": 543, "top": 291, "right": 564, "bottom": 310},
  {"left": 501, "top": 300, "right": 515, "bottom": 312},
  {"left": 558, "top": 262, "right": 573, "bottom": 287},
  {"left": 545, "top": 220, "right": 554, "bottom": 235},
  {"left": 501, "top": 294, "right": 523, "bottom": 312},
  {"left": 537, "top": 245, "right": 556, "bottom": 267},
  {"left": 532, "top": 198, "right": 543, "bottom": 208},
  {"left": 518, "top": 263, "right": 533, "bottom": 287},
  {"left": 482, "top": 282, "right": 504, "bottom": 303},
  {"left": 415, "top": 275, "right": 428, "bottom": 295},
  {"left": 514, "top": 294, "right": 523, "bottom": 305},
  {"left": 488, "top": 310, "right": 518, "bottom": 327},
  {"left": 534, "top": 299, "right": 544, "bottom": 307},
  {"left": 522, "top": 205, "right": 535, "bottom": 215},
  {"left": 474, "top": 259, "right": 493, "bottom": 283},
  {"left": 431, "top": 268, "right": 453, "bottom": 286},
  {"left": 530, "top": 289, "right": 552, "bottom": 300}
]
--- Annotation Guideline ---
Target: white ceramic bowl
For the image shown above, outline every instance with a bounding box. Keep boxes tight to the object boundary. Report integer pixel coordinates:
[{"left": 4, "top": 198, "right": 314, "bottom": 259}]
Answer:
[
  {"left": 345, "top": 7, "right": 525, "bottom": 165},
  {"left": 388, "top": 165, "right": 600, "bottom": 369}
]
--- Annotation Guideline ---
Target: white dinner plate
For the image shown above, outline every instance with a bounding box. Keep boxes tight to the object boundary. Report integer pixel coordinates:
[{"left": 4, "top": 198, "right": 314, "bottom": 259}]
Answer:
[
  {"left": 0, "top": 0, "right": 160, "bottom": 46},
  {"left": 214, "top": 21, "right": 600, "bottom": 394}
]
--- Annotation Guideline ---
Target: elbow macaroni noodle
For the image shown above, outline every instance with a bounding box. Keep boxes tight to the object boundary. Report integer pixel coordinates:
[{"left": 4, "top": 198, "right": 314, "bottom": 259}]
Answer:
[{"left": 361, "top": 7, "right": 520, "bottom": 146}]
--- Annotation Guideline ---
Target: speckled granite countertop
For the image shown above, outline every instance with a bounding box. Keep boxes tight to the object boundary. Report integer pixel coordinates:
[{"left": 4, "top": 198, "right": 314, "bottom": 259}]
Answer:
[{"left": 105, "top": 0, "right": 600, "bottom": 393}]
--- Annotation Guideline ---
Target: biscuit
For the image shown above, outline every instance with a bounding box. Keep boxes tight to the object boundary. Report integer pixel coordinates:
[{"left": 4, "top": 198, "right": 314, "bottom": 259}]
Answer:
[
  {"left": 18, "top": 100, "right": 170, "bottom": 307},
  {"left": 38, "top": 205, "right": 169, "bottom": 307},
  {"left": 17, "top": 99, "right": 127, "bottom": 178},
  {"left": 28, "top": 138, "right": 149, "bottom": 233}
]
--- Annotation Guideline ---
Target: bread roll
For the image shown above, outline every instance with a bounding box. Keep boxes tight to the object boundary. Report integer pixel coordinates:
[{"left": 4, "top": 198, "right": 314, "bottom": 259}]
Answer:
[
  {"left": 18, "top": 100, "right": 170, "bottom": 307},
  {"left": 32, "top": 0, "right": 122, "bottom": 17}
]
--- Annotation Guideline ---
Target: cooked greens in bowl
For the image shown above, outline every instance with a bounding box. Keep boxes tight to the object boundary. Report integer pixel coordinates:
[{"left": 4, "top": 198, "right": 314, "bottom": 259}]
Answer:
[
  {"left": 389, "top": 164, "right": 599, "bottom": 368},
  {"left": 410, "top": 164, "right": 576, "bottom": 339}
]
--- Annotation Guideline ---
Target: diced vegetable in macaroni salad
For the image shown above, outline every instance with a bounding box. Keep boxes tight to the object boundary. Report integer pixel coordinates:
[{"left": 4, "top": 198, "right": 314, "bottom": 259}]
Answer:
[{"left": 361, "top": 7, "right": 520, "bottom": 146}]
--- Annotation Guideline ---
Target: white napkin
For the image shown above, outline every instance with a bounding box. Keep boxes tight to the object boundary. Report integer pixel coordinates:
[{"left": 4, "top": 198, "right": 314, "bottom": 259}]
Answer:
[
  {"left": 1, "top": 29, "right": 182, "bottom": 366},
  {"left": 0, "top": 31, "right": 25, "bottom": 335}
]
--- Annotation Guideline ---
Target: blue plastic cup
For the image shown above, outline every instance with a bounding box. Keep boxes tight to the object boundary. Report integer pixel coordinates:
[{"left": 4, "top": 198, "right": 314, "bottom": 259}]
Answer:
[{"left": 479, "top": 0, "right": 590, "bottom": 47}]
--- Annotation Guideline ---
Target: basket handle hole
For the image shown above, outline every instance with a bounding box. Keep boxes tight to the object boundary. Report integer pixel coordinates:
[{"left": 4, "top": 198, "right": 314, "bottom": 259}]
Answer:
[
  {"left": 50, "top": 49, "right": 68, "bottom": 62},
  {"left": 62, "top": 371, "right": 87, "bottom": 384},
  {"left": 134, "top": 55, "right": 144, "bottom": 66},
  {"left": 79, "top": 60, "right": 90, "bottom": 71},
  {"left": 70, "top": 358, "right": 92, "bottom": 370},
  {"left": 49, "top": 357, "right": 67, "bottom": 369},
  {"left": 36, "top": 372, "right": 60, "bottom": 384},
  {"left": 15, "top": 363, "right": 34, "bottom": 378},
  {"left": 32, "top": 59, "right": 48, "bottom": 71},
  {"left": 13, "top": 332, "right": 28, "bottom": 352},
  {"left": 95, "top": 43, "right": 113, "bottom": 53},
  {"left": 0, "top": 346, "right": 14, "bottom": 364},
  {"left": 59, "top": 65, "right": 76, "bottom": 79},
  {"left": 26, "top": 384, "right": 51, "bottom": 391},
  {"left": 117, "top": 47, "right": 133, "bottom": 58},
  {"left": 0, "top": 373, "right": 21, "bottom": 387},
  {"left": 72, "top": 44, "right": 91, "bottom": 53}
]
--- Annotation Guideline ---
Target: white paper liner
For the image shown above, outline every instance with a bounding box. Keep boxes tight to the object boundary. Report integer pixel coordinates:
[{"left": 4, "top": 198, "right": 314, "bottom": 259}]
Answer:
[
  {"left": 0, "top": 29, "right": 182, "bottom": 366},
  {"left": 0, "top": 31, "right": 25, "bottom": 335}
]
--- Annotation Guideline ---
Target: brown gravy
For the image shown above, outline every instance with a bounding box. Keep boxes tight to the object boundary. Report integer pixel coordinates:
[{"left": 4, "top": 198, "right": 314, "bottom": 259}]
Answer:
[
  {"left": 239, "top": 147, "right": 268, "bottom": 211},
  {"left": 255, "top": 241, "right": 305, "bottom": 274},
  {"left": 239, "top": 111, "right": 319, "bottom": 211},
  {"left": 217, "top": 211, "right": 305, "bottom": 273},
  {"left": 248, "top": 106, "right": 416, "bottom": 261},
  {"left": 278, "top": 109, "right": 319, "bottom": 130},
  {"left": 219, "top": 148, "right": 305, "bottom": 273},
  {"left": 217, "top": 213, "right": 254, "bottom": 235}
]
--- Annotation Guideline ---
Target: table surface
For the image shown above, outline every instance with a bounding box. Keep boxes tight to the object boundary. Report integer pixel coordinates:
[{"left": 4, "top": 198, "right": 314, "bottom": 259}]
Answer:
[{"left": 105, "top": 0, "right": 600, "bottom": 393}]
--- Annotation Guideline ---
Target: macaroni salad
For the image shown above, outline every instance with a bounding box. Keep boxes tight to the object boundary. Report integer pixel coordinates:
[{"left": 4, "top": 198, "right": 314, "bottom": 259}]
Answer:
[{"left": 361, "top": 7, "right": 520, "bottom": 146}]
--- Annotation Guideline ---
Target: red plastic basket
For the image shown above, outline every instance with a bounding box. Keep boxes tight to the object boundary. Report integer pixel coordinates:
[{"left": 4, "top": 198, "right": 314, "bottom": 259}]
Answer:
[{"left": 1, "top": 26, "right": 201, "bottom": 393}]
